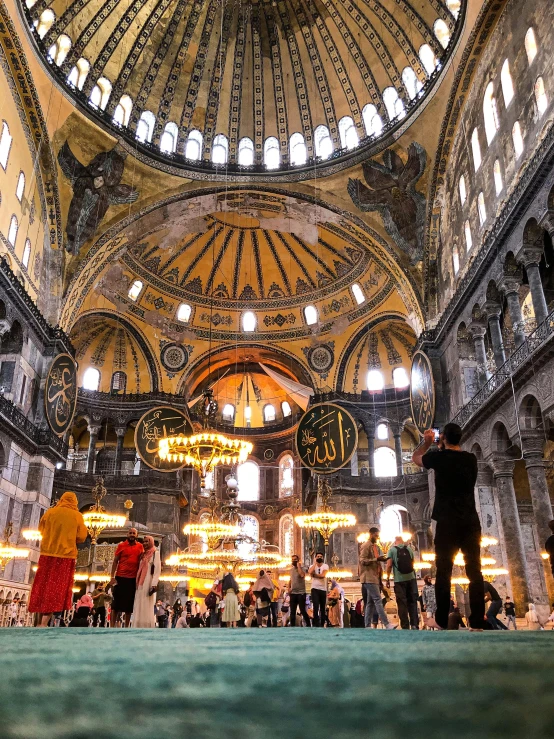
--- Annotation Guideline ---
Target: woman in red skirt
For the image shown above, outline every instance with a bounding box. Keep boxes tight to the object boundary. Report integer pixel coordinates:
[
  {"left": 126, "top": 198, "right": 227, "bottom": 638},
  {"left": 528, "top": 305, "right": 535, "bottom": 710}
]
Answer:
[{"left": 29, "top": 491, "right": 88, "bottom": 626}]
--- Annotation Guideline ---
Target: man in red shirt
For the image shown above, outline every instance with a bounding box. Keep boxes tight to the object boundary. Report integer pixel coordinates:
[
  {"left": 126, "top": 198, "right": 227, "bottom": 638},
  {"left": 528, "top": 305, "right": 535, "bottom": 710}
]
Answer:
[{"left": 109, "top": 528, "right": 144, "bottom": 627}]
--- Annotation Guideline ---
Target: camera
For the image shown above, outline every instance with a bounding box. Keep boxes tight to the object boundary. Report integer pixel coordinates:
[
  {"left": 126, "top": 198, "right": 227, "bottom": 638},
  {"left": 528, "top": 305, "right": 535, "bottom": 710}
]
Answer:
[{"left": 433, "top": 428, "right": 440, "bottom": 442}]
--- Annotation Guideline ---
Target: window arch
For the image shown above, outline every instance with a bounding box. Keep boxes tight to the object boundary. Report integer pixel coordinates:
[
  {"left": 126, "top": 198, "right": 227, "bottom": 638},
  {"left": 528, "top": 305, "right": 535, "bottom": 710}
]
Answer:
[
  {"left": 238, "top": 137, "right": 254, "bottom": 166},
  {"left": 90, "top": 77, "right": 111, "bottom": 110},
  {"left": 242, "top": 311, "right": 256, "bottom": 332},
  {"left": 419, "top": 44, "right": 437, "bottom": 75},
  {"left": 8, "top": 215, "right": 18, "bottom": 246},
  {"left": 264, "top": 136, "right": 280, "bottom": 169},
  {"left": 471, "top": 128, "right": 481, "bottom": 171},
  {"left": 477, "top": 192, "right": 487, "bottom": 225},
  {"left": 212, "top": 134, "right": 228, "bottom": 164},
  {"left": 237, "top": 461, "right": 260, "bottom": 501},
  {"left": 434, "top": 19, "right": 450, "bottom": 49},
  {"left": 362, "top": 104, "right": 383, "bottom": 136},
  {"left": 401, "top": 67, "right": 422, "bottom": 101},
  {"left": 379, "top": 504, "right": 409, "bottom": 539},
  {"left": 382, "top": 87, "right": 405, "bottom": 121},
  {"left": 525, "top": 28, "right": 537, "bottom": 65},
  {"left": 185, "top": 130, "right": 203, "bottom": 160},
  {"left": 281, "top": 400, "right": 292, "bottom": 418},
  {"left": 374, "top": 447, "right": 397, "bottom": 477},
  {"left": 493, "top": 160, "right": 503, "bottom": 195},
  {"left": 176, "top": 303, "right": 191, "bottom": 323},
  {"left": 392, "top": 367, "right": 410, "bottom": 389},
  {"left": 512, "top": 121, "right": 524, "bottom": 158},
  {"left": 289, "top": 133, "right": 307, "bottom": 166},
  {"left": 351, "top": 283, "right": 365, "bottom": 305},
  {"left": 280, "top": 513, "right": 294, "bottom": 555},
  {"left": 338, "top": 116, "right": 358, "bottom": 150},
  {"left": 222, "top": 403, "right": 235, "bottom": 422},
  {"left": 0, "top": 122, "right": 12, "bottom": 169},
  {"left": 314, "top": 125, "right": 333, "bottom": 160},
  {"left": 36, "top": 9, "right": 55, "bottom": 38},
  {"left": 82, "top": 367, "right": 100, "bottom": 391},
  {"left": 500, "top": 59, "right": 514, "bottom": 108},
  {"left": 376, "top": 423, "right": 388, "bottom": 440},
  {"left": 458, "top": 175, "right": 467, "bottom": 206},
  {"left": 15, "top": 172, "right": 25, "bottom": 202},
  {"left": 113, "top": 95, "right": 132, "bottom": 127},
  {"left": 446, "top": 0, "right": 460, "bottom": 18},
  {"left": 264, "top": 404, "right": 276, "bottom": 422},
  {"left": 48, "top": 34, "right": 71, "bottom": 66},
  {"left": 453, "top": 245, "right": 460, "bottom": 275},
  {"left": 22, "top": 239, "right": 31, "bottom": 269},
  {"left": 160, "top": 122, "right": 178, "bottom": 154},
  {"left": 367, "top": 369, "right": 384, "bottom": 391},
  {"left": 136, "top": 111, "right": 155, "bottom": 143},
  {"left": 237, "top": 514, "right": 259, "bottom": 556},
  {"left": 483, "top": 82, "right": 500, "bottom": 145},
  {"left": 464, "top": 220, "right": 473, "bottom": 251},
  {"left": 67, "top": 58, "right": 89, "bottom": 90},
  {"left": 535, "top": 77, "right": 548, "bottom": 116},
  {"left": 127, "top": 280, "right": 143, "bottom": 301},
  {"left": 111, "top": 371, "right": 126, "bottom": 393},
  {"left": 304, "top": 305, "right": 318, "bottom": 325}
]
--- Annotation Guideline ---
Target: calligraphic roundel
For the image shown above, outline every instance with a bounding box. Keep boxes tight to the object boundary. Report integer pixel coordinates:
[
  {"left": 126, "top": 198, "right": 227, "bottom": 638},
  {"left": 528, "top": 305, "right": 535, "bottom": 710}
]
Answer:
[
  {"left": 410, "top": 350, "right": 435, "bottom": 436},
  {"left": 44, "top": 353, "right": 78, "bottom": 437},
  {"left": 135, "top": 406, "right": 193, "bottom": 472},
  {"left": 296, "top": 402, "right": 358, "bottom": 474}
]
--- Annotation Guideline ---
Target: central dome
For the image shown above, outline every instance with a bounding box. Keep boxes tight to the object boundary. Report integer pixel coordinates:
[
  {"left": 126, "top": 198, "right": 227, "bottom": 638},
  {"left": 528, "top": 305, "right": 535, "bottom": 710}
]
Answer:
[{"left": 25, "top": 0, "right": 463, "bottom": 178}]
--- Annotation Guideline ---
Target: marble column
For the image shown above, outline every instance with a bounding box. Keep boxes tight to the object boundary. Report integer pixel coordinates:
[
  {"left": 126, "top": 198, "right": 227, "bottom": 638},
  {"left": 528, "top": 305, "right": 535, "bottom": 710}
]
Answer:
[
  {"left": 114, "top": 426, "right": 126, "bottom": 475},
  {"left": 500, "top": 277, "right": 526, "bottom": 347},
  {"left": 86, "top": 424, "right": 100, "bottom": 474},
  {"left": 469, "top": 323, "right": 490, "bottom": 387},
  {"left": 367, "top": 430, "right": 375, "bottom": 479},
  {"left": 484, "top": 302, "right": 506, "bottom": 368},
  {"left": 491, "top": 455, "right": 530, "bottom": 614},
  {"left": 520, "top": 247, "right": 548, "bottom": 325},
  {"left": 393, "top": 430, "right": 403, "bottom": 476}
]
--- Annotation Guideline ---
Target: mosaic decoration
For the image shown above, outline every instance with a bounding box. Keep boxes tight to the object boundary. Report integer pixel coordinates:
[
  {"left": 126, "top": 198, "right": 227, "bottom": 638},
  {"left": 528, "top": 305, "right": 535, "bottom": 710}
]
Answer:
[
  {"left": 145, "top": 293, "right": 174, "bottom": 313},
  {"left": 263, "top": 313, "right": 295, "bottom": 327},
  {"left": 200, "top": 313, "right": 232, "bottom": 327},
  {"left": 303, "top": 343, "right": 335, "bottom": 378},
  {"left": 410, "top": 350, "right": 435, "bottom": 436},
  {"left": 264, "top": 449, "right": 274, "bottom": 461},
  {"left": 380, "top": 330, "right": 402, "bottom": 366},
  {"left": 44, "top": 353, "right": 78, "bottom": 437},
  {"left": 296, "top": 403, "right": 358, "bottom": 474},
  {"left": 322, "top": 296, "right": 350, "bottom": 316},
  {"left": 135, "top": 406, "right": 193, "bottom": 472},
  {"left": 161, "top": 343, "right": 189, "bottom": 373},
  {"left": 368, "top": 333, "right": 381, "bottom": 369}
]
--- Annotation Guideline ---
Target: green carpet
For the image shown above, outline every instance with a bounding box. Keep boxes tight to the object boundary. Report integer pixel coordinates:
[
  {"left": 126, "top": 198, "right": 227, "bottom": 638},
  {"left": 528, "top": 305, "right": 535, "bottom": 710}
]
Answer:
[{"left": 1, "top": 630, "right": 553, "bottom": 739}]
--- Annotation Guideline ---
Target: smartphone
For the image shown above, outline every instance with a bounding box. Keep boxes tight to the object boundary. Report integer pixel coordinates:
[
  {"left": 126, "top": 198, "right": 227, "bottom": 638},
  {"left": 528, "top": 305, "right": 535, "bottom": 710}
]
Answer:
[{"left": 433, "top": 428, "right": 440, "bottom": 442}]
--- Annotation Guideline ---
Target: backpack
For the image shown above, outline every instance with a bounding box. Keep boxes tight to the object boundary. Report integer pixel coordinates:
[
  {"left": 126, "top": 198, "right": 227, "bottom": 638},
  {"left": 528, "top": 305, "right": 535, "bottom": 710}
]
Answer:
[
  {"left": 394, "top": 546, "right": 414, "bottom": 575},
  {"left": 243, "top": 590, "right": 252, "bottom": 608},
  {"left": 205, "top": 591, "right": 217, "bottom": 609}
]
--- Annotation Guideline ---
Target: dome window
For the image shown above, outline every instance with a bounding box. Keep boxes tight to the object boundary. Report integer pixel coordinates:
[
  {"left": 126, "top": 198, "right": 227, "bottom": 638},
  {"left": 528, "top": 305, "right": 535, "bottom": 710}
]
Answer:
[
  {"left": 464, "top": 220, "right": 472, "bottom": 251},
  {"left": 471, "top": 128, "right": 481, "bottom": 171},
  {"left": 419, "top": 44, "right": 437, "bottom": 76},
  {"left": 304, "top": 305, "right": 318, "bottom": 326},
  {"left": 401, "top": 68, "right": 422, "bottom": 101},
  {"left": 458, "top": 175, "right": 467, "bottom": 206},
  {"left": 446, "top": 0, "right": 460, "bottom": 19},
  {"left": 264, "top": 404, "right": 276, "bottom": 422},
  {"left": 512, "top": 121, "right": 524, "bottom": 158},
  {"left": 185, "top": 130, "right": 203, "bottom": 160},
  {"left": 212, "top": 134, "right": 228, "bottom": 165},
  {"left": 289, "top": 133, "right": 307, "bottom": 166},
  {"left": 22, "top": 239, "right": 31, "bottom": 269},
  {"left": 382, "top": 87, "right": 405, "bottom": 121},
  {"left": 242, "top": 311, "right": 256, "bottom": 332},
  {"left": 477, "top": 192, "right": 487, "bottom": 225},
  {"left": 452, "top": 245, "right": 460, "bottom": 275},
  {"left": 264, "top": 137, "right": 280, "bottom": 169},
  {"left": 351, "top": 283, "right": 365, "bottom": 305},
  {"left": 111, "top": 371, "right": 127, "bottom": 393},
  {"left": 535, "top": 77, "right": 548, "bottom": 117},
  {"left": 483, "top": 82, "right": 500, "bottom": 145},
  {"left": 238, "top": 137, "right": 254, "bottom": 166},
  {"left": 500, "top": 59, "right": 514, "bottom": 108},
  {"left": 393, "top": 367, "right": 410, "bottom": 389},
  {"left": 376, "top": 423, "right": 388, "bottom": 440},
  {"left": 8, "top": 215, "right": 18, "bottom": 246},
  {"left": 176, "top": 303, "right": 191, "bottom": 323},
  {"left": 314, "top": 125, "right": 333, "bottom": 160},
  {"left": 433, "top": 19, "right": 450, "bottom": 49},
  {"left": 338, "top": 117, "right": 358, "bottom": 150},
  {"left": 0, "top": 122, "right": 12, "bottom": 170},
  {"left": 83, "top": 367, "right": 100, "bottom": 391},
  {"left": 362, "top": 104, "right": 383, "bottom": 137},
  {"left": 525, "top": 28, "right": 538, "bottom": 65},
  {"left": 37, "top": 9, "right": 55, "bottom": 38},
  {"left": 113, "top": 95, "right": 133, "bottom": 127},
  {"left": 367, "top": 369, "right": 384, "bottom": 392},
  {"left": 67, "top": 58, "right": 89, "bottom": 90},
  {"left": 160, "top": 122, "right": 178, "bottom": 154},
  {"left": 136, "top": 111, "right": 155, "bottom": 143},
  {"left": 222, "top": 404, "right": 235, "bottom": 422},
  {"left": 281, "top": 401, "right": 292, "bottom": 418},
  {"left": 16, "top": 172, "right": 25, "bottom": 202},
  {"left": 127, "top": 280, "right": 143, "bottom": 301},
  {"left": 48, "top": 34, "right": 72, "bottom": 66},
  {"left": 493, "top": 160, "right": 503, "bottom": 195}
]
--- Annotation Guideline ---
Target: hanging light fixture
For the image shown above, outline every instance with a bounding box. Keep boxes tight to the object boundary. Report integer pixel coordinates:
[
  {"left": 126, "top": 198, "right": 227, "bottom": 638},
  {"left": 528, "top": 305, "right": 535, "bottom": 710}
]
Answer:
[
  {"left": 295, "top": 476, "right": 356, "bottom": 546},
  {"left": 82, "top": 478, "right": 126, "bottom": 544},
  {"left": 0, "top": 523, "right": 29, "bottom": 570},
  {"left": 21, "top": 529, "right": 42, "bottom": 542}
]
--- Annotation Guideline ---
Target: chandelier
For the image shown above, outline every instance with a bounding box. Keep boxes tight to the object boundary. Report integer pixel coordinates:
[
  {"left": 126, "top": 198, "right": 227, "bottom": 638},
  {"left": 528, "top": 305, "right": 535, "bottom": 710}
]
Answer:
[
  {"left": 82, "top": 478, "right": 126, "bottom": 544},
  {"left": 21, "top": 529, "right": 42, "bottom": 542},
  {"left": 184, "top": 492, "right": 240, "bottom": 549},
  {"left": 0, "top": 523, "right": 29, "bottom": 570},
  {"left": 295, "top": 476, "right": 356, "bottom": 546}
]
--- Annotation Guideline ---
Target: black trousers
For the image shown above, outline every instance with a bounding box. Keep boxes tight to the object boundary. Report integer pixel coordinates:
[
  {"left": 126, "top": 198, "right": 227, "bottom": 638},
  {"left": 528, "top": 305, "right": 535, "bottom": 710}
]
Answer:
[
  {"left": 289, "top": 593, "right": 311, "bottom": 626},
  {"left": 394, "top": 579, "right": 419, "bottom": 629},
  {"left": 267, "top": 602, "right": 279, "bottom": 626},
  {"left": 435, "top": 521, "right": 485, "bottom": 629},
  {"left": 311, "top": 588, "right": 327, "bottom": 627},
  {"left": 92, "top": 607, "right": 106, "bottom": 627}
]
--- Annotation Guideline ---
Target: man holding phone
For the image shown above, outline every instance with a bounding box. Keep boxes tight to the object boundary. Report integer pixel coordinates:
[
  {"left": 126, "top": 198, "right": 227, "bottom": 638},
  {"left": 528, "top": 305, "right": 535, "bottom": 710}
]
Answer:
[{"left": 359, "top": 527, "right": 397, "bottom": 629}]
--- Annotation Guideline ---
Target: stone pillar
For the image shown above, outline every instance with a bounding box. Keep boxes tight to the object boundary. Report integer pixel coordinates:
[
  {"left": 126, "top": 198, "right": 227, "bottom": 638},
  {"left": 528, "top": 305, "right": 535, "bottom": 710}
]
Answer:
[
  {"left": 367, "top": 430, "right": 375, "bottom": 479},
  {"left": 393, "top": 429, "right": 403, "bottom": 476},
  {"left": 520, "top": 248, "right": 548, "bottom": 326},
  {"left": 114, "top": 427, "right": 126, "bottom": 475},
  {"left": 86, "top": 424, "right": 100, "bottom": 474},
  {"left": 469, "top": 323, "right": 490, "bottom": 387},
  {"left": 491, "top": 455, "right": 530, "bottom": 614},
  {"left": 484, "top": 302, "right": 506, "bottom": 368},
  {"left": 501, "top": 277, "right": 526, "bottom": 347}
]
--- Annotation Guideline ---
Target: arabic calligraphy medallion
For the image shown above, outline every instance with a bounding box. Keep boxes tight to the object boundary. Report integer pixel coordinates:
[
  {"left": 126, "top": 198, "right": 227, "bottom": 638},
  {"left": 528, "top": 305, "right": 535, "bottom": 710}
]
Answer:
[
  {"left": 410, "top": 350, "right": 435, "bottom": 435},
  {"left": 134, "top": 406, "right": 193, "bottom": 472},
  {"left": 295, "top": 402, "right": 358, "bottom": 473},
  {"left": 44, "top": 353, "right": 78, "bottom": 436}
]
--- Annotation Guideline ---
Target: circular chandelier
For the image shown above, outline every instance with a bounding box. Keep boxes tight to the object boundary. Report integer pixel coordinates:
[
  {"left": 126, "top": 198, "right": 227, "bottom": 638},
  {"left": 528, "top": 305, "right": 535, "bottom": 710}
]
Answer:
[
  {"left": 82, "top": 478, "right": 126, "bottom": 544},
  {"left": 21, "top": 529, "right": 42, "bottom": 542},
  {"left": 295, "top": 476, "right": 356, "bottom": 546},
  {"left": 0, "top": 523, "right": 29, "bottom": 570}
]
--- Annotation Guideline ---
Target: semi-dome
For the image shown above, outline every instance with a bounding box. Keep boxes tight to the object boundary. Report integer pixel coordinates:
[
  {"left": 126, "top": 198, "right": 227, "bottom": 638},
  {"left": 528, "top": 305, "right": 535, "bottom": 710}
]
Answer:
[{"left": 23, "top": 0, "right": 463, "bottom": 178}]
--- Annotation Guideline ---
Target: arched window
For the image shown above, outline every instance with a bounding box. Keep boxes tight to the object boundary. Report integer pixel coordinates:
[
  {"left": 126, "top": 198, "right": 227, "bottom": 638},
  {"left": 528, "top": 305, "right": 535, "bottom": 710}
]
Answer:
[
  {"left": 222, "top": 403, "right": 235, "bottom": 422},
  {"left": 338, "top": 116, "right": 358, "bottom": 150},
  {"left": 362, "top": 104, "right": 383, "bottom": 136},
  {"left": 111, "top": 371, "right": 126, "bottom": 393},
  {"left": 453, "top": 245, "right": 460, "bottom": 275},
  {"left": 382, "top": 87, "right": 405, "bottom": 121},
  {"left": 351, "top": 283, "right": 365, "bottom": 305},
  {"left": 419, "top": 44, "right": 437, "bottom": 75},
  {"left": 16, "top": 172, "right": 25, "bottom": 202},
  {"left": 238, "top": 137, "right": 254, "bottom": 166},
  {"left": 535, "top": 77, "right": 548, "bottom": 116},
  {"left": 48, "top": 34, "right": 71, "bottom": 66},
  {"left": 244, "top": 405, "right": 252, "bottom": 426},
  {"left": 500, "top": 59, "right": 514, "bottom": 108},
  {"left": 185, "top": 130, "right": 203, "bottom": 160},
  {"left": 379, "top": 504, "right": 408, "bottom": 539},
  {"left": 281, "top": 400, "right": 292, "bottom": 418},
  {"left": 237, "top": 514, "right": 259, "bottom": 556},
  {"left": 493, "top": 160, "right": 503, "bottom": 195},
  {"left": 393, "top": 367, "right": 410, "bottom": 389},
  {"left": 113, "top": 95, "right": 132, "bottom": 127},
  {"left": 22, "top": 239, "right": 31, "bottom": 269},
  {"left": 82, "top": 367, "right": 100, "bottom": 391},
  {"left": 477, "top": 192, "right": 487, "bottom": 225},
  {"left": 264, "top": 404, "right": 276, "bottom": 422},
  {"left": 434, "top": 19, "right": 450, "bottom": 49},
  {"left": 401, "top": 68, "right": 422, "bottom": 101},
  {"left": 314, "top": 125, "right": 333, "bottom": 159},
  {"left": 36, "top": 9, "right": 55, "bottom": 38},
  {"left": 289, "top": 133, "right": 307, "bottom": 166},
  {"left": 280, "top": 513, "right": 294, "bottom": 555},
  {"left": 160, "top": 122, "right": 178, "bottom": 154},
  {"left": 237, "top": 461, "right": 260, "bottom": 501},
  {"left": 376, "top": 423, "right": 388, "bottom": 440},
  {"left": 67, "top": 58, "right": 89, "bottom": 90},
  {"left": 0, "top": 122, "right": 12, "bottom": 169},
  {"left": 127, "top": 280, "right": 143, "bottom": 301},
  {"left": 8, "top": 215, "right": 18, "bottom": 246},
  {"left": 446, "top": 0, "right": 460, "bottom": 18},
  {"left": 464, "top": 220, "right": 472, "bottom": 251},
  {"left": 483, "top": 82, "right": 500, "bottom": 144},
  {"left": 367, "top": 369, "right": 384, "bottom": 391},
  {"left": 374, "top": 447, "right": 397, "bottom": 477},
  {"left": 512, "top": 121, "right": 524, "bottom": 158},
  {"left": 242, "top": 311, "right": 256, "bottom": 332},
  {"left": 176, "top": 303, "right": 191, "bottom": 323},
  {"left": 458, "top": 175, "right": 467, "bottom": 206},
  {"left": 471, "top": 128, "right": 481, "bottom": 171},
  {"left": 90, "top": 77, "right": 111, "bottom": 110},
  {"left": 264, "top": 136, "right": 280, "bottom": 169},
  {"left": 136, "top": 111, "right": 155, "bottom": 143},
  {"left": 525, "top": 28, "right": 537, "bottom": 65},
  {"left": 212, "top": 134, "right": 228, "bottom": 164},
  {"left": 304, "top": 305, "right": 318, "bottom": 325}
]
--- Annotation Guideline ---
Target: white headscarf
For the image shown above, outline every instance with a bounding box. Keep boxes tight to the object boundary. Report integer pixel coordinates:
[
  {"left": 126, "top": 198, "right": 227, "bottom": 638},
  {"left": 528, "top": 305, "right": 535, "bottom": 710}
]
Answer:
[{"left": 527, "top": 603, "right": 539, "bottom": 622}]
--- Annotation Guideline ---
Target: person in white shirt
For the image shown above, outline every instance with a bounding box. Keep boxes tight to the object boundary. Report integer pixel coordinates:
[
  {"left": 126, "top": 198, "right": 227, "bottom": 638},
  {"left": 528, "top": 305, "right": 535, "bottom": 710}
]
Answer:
[{"left": 309, "top": 552, "right": 329, "bottom": 627}]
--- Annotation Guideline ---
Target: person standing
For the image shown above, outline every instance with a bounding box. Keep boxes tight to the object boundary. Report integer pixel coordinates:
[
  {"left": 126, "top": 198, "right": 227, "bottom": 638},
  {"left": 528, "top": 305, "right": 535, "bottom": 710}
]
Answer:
[
  {"left": 29, "top": 491, "right": 88, "bottom": 627},
  {"left": 309, "top": 552, "right": 329, "bottom": 627},
  {"left": 172, "top": 598, "right": 183, "bottom": 628},
  {"left": 8, "top": 597, "right": 20, "bottom": 627},
  {"left": 484, "top": 581, "right": 507, "bottom": 630},
  {"left": 289, "top": 555, "right": 311, "bottom": 627},
  {"left": 421, "top": 575, "right": 437, "bottom": 629},
  {"left": 91, "top": 585, "right": 110, "bottom": 627},
  {"left": 386, "top": 535, "right": 419, "bottom": 629},
  {"left": 109, "top": 528, "right": 144, "bottom": 627},
  {"left": 221, "top": 570, "right": 240, "bottom": 628},
  {"left": 267, "top": 570, "right": 281, "bottom": 627},
  {"left": 154, "top": 600, "right": 168, "bottom": 627},
  {"left": 280, "top": 586, "right": 291, "bottom": 627},
  {"left": 524, "top": 603, "right": 544, "bottom": 630},
  {"left": 359, "top": 527, "right": 396, "bottom": 630},
  {"left": 412, "top": 424, "right": 485, "bottom": 631},
  {"left": 132, "top": 536, "right": 161, "bottom": 628},
  {"left": 504, "top": 597, "right": 517, "bottom": 630}
]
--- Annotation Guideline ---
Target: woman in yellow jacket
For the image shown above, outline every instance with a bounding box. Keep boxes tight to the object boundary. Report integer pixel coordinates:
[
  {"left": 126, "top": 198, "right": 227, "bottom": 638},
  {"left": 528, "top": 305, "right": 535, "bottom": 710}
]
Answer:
[{"left": 29, "top": 492, "right": 88, "bottom": 626}]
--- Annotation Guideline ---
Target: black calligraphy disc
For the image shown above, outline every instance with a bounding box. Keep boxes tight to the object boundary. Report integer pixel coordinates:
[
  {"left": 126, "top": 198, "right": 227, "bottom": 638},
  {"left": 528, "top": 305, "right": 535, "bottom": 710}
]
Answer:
[
  {"left": 134, "top": 406, "right": 193, "bottom": 472},
  {"left": 44, "top": 353, "right": 78, "bottom": 437},
  {"left": 295, "top": 402, "right": 358, "bottom": 474},
  {"left": 410, "top": 350, "right": 435, "bottom": 435}
]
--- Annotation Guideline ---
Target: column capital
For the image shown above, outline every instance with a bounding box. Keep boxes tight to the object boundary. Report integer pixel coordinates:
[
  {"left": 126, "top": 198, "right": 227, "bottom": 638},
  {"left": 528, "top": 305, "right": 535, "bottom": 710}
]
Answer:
[
  {"left": 483, "top": 301, "right": 502, "bottom": 320},
  {"left": 489, "top": 454, "right": 515, "bottom": 478},
  {"left": 115, "top": 426, "right": 127, "bottom": 438},
  {"left": 87, "top": 424, "right": 101, "bottom": 435},
  {"left": 519, "top": 429, "right": 546, "bottom": 462},
  {"left": 517, "top": 246, "right": 543, "bottom": 269},
  {"left": 468, "top": 321, "right": 487, "bottom": 339},
  {"left": 538, "top": 208, "right": 554, "bottom": 237},
  {"left": 499, "top": 275, "right": 522, "bottom": 296}
]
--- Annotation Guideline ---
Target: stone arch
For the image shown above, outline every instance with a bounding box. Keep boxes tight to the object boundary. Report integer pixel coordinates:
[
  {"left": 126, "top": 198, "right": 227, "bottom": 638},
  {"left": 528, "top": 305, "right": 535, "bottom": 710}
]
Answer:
[
  {"left": 522, "top": 218, "right": 545, "bottom": 250},
  {"left": 0, "top": 319, "right": 23, "bottom": 354},
  {"left": 519, "top": 394, "right": 543, "bottom": 430},
  {"left": 471, "top": 442, "right": 483, "bottom": 459},
  {"left": 456, "top": 321, "right": 473, "bottom": 360},
  {"left": 486, "top": 279, "right": 501, "bottom": 303},
  {"left": 491, "top": 420, "right": 514, "bottom": 454}
]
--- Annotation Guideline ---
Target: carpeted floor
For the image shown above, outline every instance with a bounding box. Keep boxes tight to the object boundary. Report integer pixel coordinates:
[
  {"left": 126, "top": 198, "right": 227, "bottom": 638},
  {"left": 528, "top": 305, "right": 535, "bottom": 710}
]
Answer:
[{"left": 1, "top": 630, "right": 553, "bottom": 739}]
